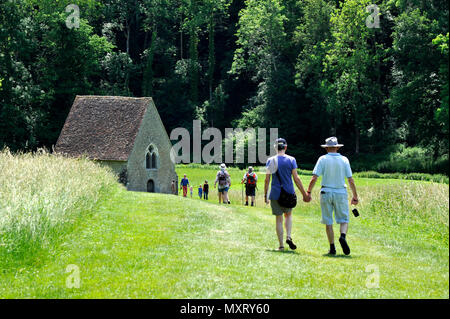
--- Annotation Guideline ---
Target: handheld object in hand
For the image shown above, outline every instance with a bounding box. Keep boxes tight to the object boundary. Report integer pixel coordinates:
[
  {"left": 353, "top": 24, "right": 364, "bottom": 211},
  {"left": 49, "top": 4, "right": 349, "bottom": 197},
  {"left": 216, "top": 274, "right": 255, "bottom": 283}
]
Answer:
[{"left": 352, "top": 208, "right": 359, "bottom": 217}]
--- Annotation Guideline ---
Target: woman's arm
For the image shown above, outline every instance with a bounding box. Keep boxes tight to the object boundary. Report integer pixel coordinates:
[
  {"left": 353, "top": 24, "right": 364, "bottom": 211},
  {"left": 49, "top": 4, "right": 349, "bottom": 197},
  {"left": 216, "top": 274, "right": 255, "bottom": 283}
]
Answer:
[
  {"left": 264, "top": 172, "right": 271, "bottom": 203},
  {"left": 292, "top": 169, "right": 308, "bottom": 200}
]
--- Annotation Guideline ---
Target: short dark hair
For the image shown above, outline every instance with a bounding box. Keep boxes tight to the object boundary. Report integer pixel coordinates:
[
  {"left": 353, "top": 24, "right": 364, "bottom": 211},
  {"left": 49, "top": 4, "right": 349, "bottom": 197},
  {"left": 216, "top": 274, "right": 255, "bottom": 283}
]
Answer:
[{"left": 275, "top": 138, "right": 287, "bottom": 150}]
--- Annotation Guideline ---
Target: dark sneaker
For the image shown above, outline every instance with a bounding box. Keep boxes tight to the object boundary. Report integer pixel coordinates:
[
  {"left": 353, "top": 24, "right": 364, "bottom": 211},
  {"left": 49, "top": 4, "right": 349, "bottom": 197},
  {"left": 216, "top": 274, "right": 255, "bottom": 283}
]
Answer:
[
  {"left": 327, "top": 249, "right": 336, "bottom": 255},
  {"left": 286, "top": 237, "right": 297, "bottom": 250},
  {"left": 339, "top": 236, "right": 351, "bottom": 255}
]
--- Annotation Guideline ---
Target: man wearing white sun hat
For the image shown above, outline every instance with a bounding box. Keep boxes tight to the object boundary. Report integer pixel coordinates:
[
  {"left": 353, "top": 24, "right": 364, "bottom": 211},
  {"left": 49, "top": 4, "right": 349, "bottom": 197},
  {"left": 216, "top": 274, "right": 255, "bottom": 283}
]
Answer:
[{"left": 306, "top": 137, "right": 359, "bottom": 256}]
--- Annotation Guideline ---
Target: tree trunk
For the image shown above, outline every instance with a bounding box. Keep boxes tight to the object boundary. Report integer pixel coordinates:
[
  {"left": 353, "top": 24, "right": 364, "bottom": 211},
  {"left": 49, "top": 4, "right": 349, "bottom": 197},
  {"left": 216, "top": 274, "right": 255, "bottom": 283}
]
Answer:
[
  {"left": 355, "top": 126, "right": 360, "bottom": 154},
  {"left": 189, "top": 26, "right": 199, "bottom": 104},
  {"left": 142, "top": 30, "right": 157, "bottom": 96},
  {"left": 208, "top": 14, "right": 215, "bottom": 104},
  {"left": 180, "top": 10, "right": 183, "bottom": 59},
  {"left": 126, "top": 25, "right": 130, "bottom": 55}
]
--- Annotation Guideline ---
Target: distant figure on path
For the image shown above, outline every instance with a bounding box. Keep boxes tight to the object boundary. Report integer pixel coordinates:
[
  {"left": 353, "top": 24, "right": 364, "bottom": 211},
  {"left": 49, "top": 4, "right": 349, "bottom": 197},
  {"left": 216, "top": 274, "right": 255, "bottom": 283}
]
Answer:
[
  {"left": 305, "top": 137, "right": 359, "bottom": 256},
  {"left": 190, "top": 185, "right": 193, "bottom": 198},
  {"left": 203, "top": 180, "right": 209, "bottom": 200},
  {"left": 214, "top": 163, "right": 231, "bottom": 204},
  {"left": 180, "top": 174, "right": 190, "bottom": 197},
  {"left": 198, "top": 185, "right": 203, "bottom": 199},
  {"left": 171, "top": 180, "right": 176, "bottom": 195},
  {"left": 241, "top": 166, "right": 257, "bottom": 206},
  {"left": 264, "top": 138, "right": 309, "bottom": 251}
]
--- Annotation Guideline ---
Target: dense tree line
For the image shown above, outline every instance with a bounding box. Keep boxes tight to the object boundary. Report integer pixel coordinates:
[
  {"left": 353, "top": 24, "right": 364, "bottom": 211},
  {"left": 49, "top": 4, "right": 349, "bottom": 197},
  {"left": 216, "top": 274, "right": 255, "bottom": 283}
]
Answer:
[{"left": 0, "top": 0, "right": 448, "bottom": 173}]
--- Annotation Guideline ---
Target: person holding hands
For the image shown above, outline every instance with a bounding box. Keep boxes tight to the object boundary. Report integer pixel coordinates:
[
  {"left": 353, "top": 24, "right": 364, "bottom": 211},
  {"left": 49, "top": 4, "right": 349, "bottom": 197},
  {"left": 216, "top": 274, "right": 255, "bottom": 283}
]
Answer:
[{"left": 305, "top": 137, "right": 359, "bottom": 256}]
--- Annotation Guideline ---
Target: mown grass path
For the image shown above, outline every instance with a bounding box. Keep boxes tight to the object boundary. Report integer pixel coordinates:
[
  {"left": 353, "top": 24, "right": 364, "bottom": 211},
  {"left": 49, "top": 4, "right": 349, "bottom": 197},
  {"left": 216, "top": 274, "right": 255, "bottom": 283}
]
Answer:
[{"left": 1, "top": 180, "right": 448, "bottom": 298}]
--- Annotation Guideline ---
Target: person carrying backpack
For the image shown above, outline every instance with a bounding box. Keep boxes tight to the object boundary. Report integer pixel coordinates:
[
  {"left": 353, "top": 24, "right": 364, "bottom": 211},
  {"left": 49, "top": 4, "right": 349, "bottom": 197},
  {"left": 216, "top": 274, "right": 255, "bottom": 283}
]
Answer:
[
  {"left": 241, "top": 166, "right": 257, "bottom": 206},
  {"left": 214, "top": 163, "right": 231, "bottom": 204}
]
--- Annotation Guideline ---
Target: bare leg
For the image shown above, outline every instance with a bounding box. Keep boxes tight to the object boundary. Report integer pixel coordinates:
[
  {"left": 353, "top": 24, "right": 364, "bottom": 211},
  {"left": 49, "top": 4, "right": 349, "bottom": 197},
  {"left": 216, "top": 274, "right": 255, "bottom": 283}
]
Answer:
[
  {"left": 218, "top": 192, "right": 222, "bottom": 204},
  {"left": 251, "top": 196, "right": 255, "bottom": 205},
  {"left": 276, "top": 215, "right": 284, "bottom": 248},
  {"left": 340, "top": 223, "right": 348, "bottom": 235},
  {"left": 223, "top": 191, "right": 229, "bottom": 203},
  {"left": 284, "top": 212, "right": 292, "bottom": 239},
  {"left": 326, "top": 225, "right": 334, "bottom": 244}
]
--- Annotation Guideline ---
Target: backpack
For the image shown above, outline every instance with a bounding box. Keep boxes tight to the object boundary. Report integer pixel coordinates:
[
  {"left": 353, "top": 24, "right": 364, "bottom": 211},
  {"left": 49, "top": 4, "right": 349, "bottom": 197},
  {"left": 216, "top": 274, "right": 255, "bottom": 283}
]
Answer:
[
  {"left": 275, "top": 169, "right": 297, "bottom": 208},
  {"left": 218, "top": 171, "right": 228, "bottom": 186},
  {"left": 246, "top": 173, "right": 256, "bottom": 187}
]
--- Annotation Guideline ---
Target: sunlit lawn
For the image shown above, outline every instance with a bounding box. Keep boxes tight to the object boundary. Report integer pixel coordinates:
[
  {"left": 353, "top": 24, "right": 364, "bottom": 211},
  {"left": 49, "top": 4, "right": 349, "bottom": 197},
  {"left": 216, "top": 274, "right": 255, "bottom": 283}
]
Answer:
[{"left": 0, "top": 164, "right": 447, "bottom": 298}]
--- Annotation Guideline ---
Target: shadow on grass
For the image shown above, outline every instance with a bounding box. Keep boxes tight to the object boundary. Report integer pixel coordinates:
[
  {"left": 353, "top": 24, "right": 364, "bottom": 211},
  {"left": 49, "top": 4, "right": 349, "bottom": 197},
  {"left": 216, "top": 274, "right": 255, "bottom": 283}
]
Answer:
[
  {"left": 322, "top": 253, "right": 354, "bottom": 259},
  {"left": 265, "top": 249, "right": 299, "bottom": 255}
]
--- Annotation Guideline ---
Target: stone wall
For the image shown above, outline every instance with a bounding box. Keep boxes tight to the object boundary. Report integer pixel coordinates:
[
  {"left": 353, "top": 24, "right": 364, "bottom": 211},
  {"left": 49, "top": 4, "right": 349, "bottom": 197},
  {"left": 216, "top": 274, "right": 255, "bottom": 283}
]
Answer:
[
  {"left": 126, "top": 98, "right": 178, "bottom": 194},
  {"left": 98, "top": 160, "right": 127, "bottom": 176}
]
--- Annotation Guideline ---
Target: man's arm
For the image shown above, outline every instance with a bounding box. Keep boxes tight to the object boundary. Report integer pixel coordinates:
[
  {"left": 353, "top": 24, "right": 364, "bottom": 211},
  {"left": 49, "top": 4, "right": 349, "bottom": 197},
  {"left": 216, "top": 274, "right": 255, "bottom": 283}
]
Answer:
[
  {"left": 348, "top": 177, "right": 359, "bottom": 205},
  {"left": 306, "top": 175, "right": 318, "bottom": 200},
  {"left": 292, "top": 169, "right": 308, "bottom": 201},
  {"left": 264, "top": 172, "right": 271, "bottom": 204}
]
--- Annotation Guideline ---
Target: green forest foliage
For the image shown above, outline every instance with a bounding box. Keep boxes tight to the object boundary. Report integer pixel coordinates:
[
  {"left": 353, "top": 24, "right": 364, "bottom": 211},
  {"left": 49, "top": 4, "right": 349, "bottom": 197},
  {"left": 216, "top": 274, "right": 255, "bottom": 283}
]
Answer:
[{"left": 0, "top": 0, "right": 448, "bottom": 173}]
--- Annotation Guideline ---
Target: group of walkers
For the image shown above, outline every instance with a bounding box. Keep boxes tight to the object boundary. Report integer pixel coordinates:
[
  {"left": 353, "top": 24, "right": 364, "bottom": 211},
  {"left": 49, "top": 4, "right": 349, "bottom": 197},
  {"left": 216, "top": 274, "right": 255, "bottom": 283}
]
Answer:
[
  {"left": 176, "top": 136, "right": 359, "bottom": 256},
  {"left": 177, "top": 175, "right": 210, "bottom": 200},
  {"left": 177, "top": 163, "right": 258, "bottom": 206}
]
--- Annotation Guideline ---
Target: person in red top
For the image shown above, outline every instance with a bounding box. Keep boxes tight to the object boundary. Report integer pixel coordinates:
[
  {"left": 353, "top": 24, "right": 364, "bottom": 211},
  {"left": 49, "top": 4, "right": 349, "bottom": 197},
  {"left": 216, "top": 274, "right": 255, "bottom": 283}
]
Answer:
[
  {"left": 241, "top": 166, "right": 257, "bottom": 206},
  {"left": 180, "top": 174, "right": 190, "bottom": 197}
]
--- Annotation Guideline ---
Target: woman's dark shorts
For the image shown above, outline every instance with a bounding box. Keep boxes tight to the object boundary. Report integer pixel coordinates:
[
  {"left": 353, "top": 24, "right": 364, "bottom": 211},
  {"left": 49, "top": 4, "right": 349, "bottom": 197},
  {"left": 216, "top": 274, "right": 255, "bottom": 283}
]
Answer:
[
  {"left": 245, "top": 186, "right": 256, "bottom": 196},
  {"left": 270, "top": 199, "right": 293, "bottom": 216}
]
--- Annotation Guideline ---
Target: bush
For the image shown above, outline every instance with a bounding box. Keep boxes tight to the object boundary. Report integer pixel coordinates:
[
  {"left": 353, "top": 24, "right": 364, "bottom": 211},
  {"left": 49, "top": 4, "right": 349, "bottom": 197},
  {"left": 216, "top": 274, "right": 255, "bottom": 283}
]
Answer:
[
  {"left": 353, "top": 171, "right": 449, "bottom": 184},
  {"left": 352, "top": 145, "right": 449, "bottom": 175},
  {"left": 0, "top": 149, "right": 117, "bottom": 265}
]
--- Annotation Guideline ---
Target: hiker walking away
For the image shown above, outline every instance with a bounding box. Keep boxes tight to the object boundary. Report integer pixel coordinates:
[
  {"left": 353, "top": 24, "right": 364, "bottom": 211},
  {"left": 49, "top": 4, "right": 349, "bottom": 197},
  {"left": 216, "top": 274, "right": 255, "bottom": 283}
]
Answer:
[
  {"left": 214, "top": 163, "right": 231, "bottom": 204},
  {"left": 198, "top": 185, "right": 203, "bottom": 199},
  {"left": 264, "top": 138, "right": 309, "bottom": 251},
  {"left": 190, "top": 185, "right": 193, "bottom": 198},
  {"left": 171, "top": 180, "right": 177, "bottom": 195},
  {"left": 241, "top": 166, "right": 257, "bottom": 206},
  {"left": 203, "top": 180, "right": 209, "bottom": 200},
  {"left": 180, "top": 174, "right": 190, "bottom": 197},
  {"left": 305, "top": 137, "right": 359, "bottom": 256}
]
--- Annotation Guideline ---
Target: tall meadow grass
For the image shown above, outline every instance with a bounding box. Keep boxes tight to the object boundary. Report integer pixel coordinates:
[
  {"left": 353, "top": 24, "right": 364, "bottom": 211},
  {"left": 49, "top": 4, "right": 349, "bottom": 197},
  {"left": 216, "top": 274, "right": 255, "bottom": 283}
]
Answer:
[
  {"left": 357, "top": 182, "right": 449, "bottom": 245},
  {"left": 0, "top": 149, "right": 117, "bottom": 265}
]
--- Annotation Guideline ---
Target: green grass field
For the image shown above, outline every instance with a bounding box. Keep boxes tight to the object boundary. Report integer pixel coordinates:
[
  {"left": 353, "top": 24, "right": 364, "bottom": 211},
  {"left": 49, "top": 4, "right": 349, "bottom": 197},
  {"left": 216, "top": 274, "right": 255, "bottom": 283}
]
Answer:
[{"left": 0, "top": 155, "right": 448, "bottom": 298}]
